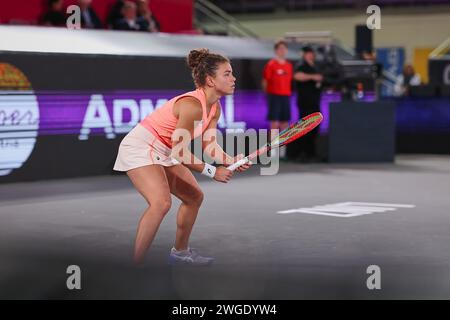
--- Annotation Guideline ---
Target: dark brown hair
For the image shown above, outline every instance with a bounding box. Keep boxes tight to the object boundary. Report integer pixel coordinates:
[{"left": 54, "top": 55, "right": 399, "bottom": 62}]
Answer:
[
  {"left": 274, "top": 40, "right": 287, "bottom": 50},
  {"left": 187, "top": 48, "right": 229, "bottom": 87}
]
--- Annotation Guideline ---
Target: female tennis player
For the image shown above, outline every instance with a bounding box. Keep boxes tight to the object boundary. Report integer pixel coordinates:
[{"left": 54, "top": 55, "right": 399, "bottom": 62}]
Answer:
[{"left": 113, "top": 48, "right": 251, "bottom": 266}]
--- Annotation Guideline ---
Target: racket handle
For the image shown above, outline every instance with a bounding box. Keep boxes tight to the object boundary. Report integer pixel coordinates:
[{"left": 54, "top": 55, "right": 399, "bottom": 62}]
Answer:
[{"left": 227, "top": 157, "right": 249, "bottom": 171}]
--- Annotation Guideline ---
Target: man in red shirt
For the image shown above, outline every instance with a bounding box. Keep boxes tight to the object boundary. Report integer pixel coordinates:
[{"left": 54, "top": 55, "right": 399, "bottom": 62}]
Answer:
[{"left": 262, "top": 40, "right": 293, "bottom": 157}]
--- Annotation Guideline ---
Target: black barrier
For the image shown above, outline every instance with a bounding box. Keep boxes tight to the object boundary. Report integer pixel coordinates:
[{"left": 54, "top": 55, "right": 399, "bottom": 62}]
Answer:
[
  {"left": 0, "top": 135, "right": 121, "bottom": 183},
  {"left": 0, "top": 52, "right": 265, "bottom": 91},
  {"left": 429, "top": 56, "right": 450, "bottom": 86},
  {"left": 328, "top": 101, "right": 396, "bottom": 162}
]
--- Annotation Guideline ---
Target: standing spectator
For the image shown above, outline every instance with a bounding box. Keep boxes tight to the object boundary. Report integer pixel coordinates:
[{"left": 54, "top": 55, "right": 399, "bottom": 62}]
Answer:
[
  {"left": 40, "top": 0, "right": 66, "bottom": 27},
  {"left": 290, "top": 46, "right": 323, "bottom": 162},
  {"left": 262, "top": 40, "right": 293, "bottom": 158},
  {"left": 394, "top": 64, "right": 421, "bottom": 97},
  {"left": 113, "top": 1, "right": 150, "bottom": 32},
  {"left": 78, "top": 0, "right": 103, "bottom": 29},
  {"left": 137, "top": 0, "right": 161, "bottom": 32}
]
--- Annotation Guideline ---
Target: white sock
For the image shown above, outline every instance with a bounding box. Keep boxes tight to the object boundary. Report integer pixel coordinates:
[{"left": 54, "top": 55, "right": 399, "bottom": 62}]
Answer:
[{"left": 172, "top": 247, "right": 190, "bottom": 255}]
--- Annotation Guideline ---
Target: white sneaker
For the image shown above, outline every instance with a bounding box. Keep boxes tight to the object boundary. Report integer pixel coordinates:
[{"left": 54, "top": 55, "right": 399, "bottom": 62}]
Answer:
[{"left": 168, "top": 247, "right": 214, "bottom": 266}]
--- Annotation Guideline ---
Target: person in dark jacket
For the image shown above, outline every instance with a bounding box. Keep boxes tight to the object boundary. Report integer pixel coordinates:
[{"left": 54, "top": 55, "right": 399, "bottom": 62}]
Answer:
[
  {"left": 288, "top": 46, "right": 324, "bottom": 162},
  {"left": 40, "top": 0, "right": 66, "bottom": 27},
  {"left": 78, "top": 0, "right": 103, "bottom": 29},
  {"left": 114, "top": 1, "right": 149, "bottom": 32},
  {"left": 137, "top": 0, "right": 161, "bottom": 32},
  {"left": 107, "top": 0, "right": 125, "bottom": 29}
]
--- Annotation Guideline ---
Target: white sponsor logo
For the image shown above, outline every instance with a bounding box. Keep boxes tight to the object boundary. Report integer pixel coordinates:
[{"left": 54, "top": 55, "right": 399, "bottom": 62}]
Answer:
[
  {"left": 79, "top": 95, "right": 168, "bottom": 140},
  {"left": 277, "top": 202, "right": 415, "bottom": 217},
  {"left": 0, "top": 92, "right": 40, "bottom": 176},
  {"left": 79, "top": 94, "right": 245, "bottom": 140}
]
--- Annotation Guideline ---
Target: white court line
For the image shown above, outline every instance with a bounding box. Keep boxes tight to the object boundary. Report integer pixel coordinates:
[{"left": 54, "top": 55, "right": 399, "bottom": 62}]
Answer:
[
  {"left": 277, "top": 209, "right": 373, "bottom": 218},
  {"left": 277, "top": 202, "right": 416, "bottom": 217},
  {"left": 346, "top": 202, "right": 416, "bottom": 208}
]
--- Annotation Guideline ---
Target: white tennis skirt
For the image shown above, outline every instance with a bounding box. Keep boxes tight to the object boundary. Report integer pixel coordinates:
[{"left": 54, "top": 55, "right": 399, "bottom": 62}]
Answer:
[{"left": 113, "top": 124, "right": 180, "bottom": 172}]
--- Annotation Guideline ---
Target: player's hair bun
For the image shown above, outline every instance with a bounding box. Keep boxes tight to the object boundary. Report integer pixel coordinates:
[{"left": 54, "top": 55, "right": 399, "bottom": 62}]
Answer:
[{"left": 187, "top": 48, "right": 210, "bottom": 70}]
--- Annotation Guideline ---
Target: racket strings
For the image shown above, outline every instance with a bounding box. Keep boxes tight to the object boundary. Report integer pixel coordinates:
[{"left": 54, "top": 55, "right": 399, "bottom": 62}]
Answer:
[
  {"left": 267, "top": 113, "right": 323, "bottom": 148},
  {"left": 278, "top": 116, "right": 319, "bottom": 143}
]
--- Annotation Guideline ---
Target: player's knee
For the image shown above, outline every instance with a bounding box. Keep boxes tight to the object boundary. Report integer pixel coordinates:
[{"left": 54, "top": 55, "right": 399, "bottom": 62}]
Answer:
[
  {"left": 154, "top": 197, "right": 172, "bottom": 215},
  {"left": 188, "top": 188, "right": 204, "bottom": 207}
]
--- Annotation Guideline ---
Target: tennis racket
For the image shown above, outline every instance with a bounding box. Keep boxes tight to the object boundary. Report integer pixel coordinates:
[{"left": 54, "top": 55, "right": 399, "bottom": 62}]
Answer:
[{"left": 227, "top": 112, "right": 323, "bottom": 171}]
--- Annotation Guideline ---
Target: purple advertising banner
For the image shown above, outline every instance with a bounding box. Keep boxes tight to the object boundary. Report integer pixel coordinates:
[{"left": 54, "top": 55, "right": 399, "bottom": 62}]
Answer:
[
  {"left": 33, "top": 90, "right": 373, "bottom": 137},
  {"left": 4, "top": 89, "right": 450, "bottom": 179}
]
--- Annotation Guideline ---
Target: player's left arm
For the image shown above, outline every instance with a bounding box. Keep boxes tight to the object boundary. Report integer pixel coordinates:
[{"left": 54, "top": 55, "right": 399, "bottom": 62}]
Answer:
[{"left": 202, "top": 102, "right": 251, "bottom": 172}]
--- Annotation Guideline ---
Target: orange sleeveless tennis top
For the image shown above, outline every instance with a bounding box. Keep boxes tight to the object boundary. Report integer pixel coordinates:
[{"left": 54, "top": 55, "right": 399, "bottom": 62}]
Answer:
[{"left": 140, "top": 88, "right": 218, "bottom": 149}]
